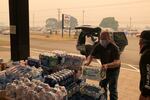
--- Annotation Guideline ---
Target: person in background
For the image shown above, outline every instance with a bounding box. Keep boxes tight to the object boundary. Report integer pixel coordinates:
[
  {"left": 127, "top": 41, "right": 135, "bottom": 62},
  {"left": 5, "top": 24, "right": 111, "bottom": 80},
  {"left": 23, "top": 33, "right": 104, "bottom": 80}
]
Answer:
[
  {"left": 139, "top": 30, "right": 150, "bottom": 100},
  {"left": 84, "top": 31, "right": 121, "bottom": 100}
]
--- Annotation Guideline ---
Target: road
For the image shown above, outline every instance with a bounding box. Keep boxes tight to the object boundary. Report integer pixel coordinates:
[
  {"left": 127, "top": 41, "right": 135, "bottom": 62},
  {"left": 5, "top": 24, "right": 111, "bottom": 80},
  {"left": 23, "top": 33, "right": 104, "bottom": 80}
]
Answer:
[
  {"left": 120, "top": 36, "right": 140, "bottom": 69},
  {"left": 0, "top": 34, "right": 140, "bottom": 71},
  {"left": 31, "top": 36, "right": 140, "bottom": 71}
]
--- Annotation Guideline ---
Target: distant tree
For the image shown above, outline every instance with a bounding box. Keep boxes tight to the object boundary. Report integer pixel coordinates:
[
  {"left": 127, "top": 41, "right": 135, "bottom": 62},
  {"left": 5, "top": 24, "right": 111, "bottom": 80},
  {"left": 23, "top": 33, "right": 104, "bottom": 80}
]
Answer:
[
  {"left": 99, "top": 17, "right": 119, "bottom": 31},
  {"left": 57, "top": 20, "right": 62, "bottom": 29},
  {"left": 70, "top": 16, "right": 78, "bottom": 29},
  {"left": 45, "top": 18, "right": 58, "bottom": 32}
]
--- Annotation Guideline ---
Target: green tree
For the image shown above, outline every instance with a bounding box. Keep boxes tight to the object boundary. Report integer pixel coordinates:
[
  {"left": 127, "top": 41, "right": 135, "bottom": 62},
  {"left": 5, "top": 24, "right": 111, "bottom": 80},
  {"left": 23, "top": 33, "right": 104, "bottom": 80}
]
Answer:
[
  {"left": 45, "top": 18, "right": 58, "bottom": 31},
  {"left": 99, "top": 17, "right": 119, "bottom": 31}
]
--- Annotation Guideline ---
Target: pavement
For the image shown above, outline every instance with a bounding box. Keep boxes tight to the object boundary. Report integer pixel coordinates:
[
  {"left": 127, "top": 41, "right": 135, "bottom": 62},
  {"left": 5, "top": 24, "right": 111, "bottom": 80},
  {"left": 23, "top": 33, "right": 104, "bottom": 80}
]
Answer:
[{"left": 0, "top": 49, "right": 140, "bottom": 100}]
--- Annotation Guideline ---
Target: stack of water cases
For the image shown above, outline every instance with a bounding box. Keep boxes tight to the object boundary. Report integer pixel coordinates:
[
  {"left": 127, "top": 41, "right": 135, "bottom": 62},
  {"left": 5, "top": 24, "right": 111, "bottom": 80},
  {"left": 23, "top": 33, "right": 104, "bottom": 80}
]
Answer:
[
  {"left": 63, "top": 53, "right": 85, "bottom": 70},
  {"left": 0, "top": 63, "right": 67, "bottom": 100},
  {"left": 4, "top": 77, "right": 67, "bottom": 100},
  {"left": 51, "top": 50, "right": 85, "bottom": 70},
  {"left": 39, "top": 53, "right": 58, "bottom": 67},
  {"left": 80, "top": 83, "right": 105, "bottom": 100},
  {"left": 27, "top": 57, "right": 41, "bottom": 68},
  {"left": 0, "top": 64, "right": 43, "bottom": 90},
  {"left": 39, "top": 51, "right": 85, "bottom": 73},
  {"left": 24, "top": 66, "right": 43, "bottom": 80},
  {"left": 51, "top": 50, "right": 67, "bottom": 62},
  {"left": 67, "top": 80, "right": 81, "bottom": 98},
  {"left": 51, "top": 50, "right": 67, "bottom": 69},
  {"left": 0, "top": 63, "right": 28, "bottom": 89},
  {"left": 44, "top": 69, "right": 81, "bottom": 98},
  {"left": 44, "top": 69, "right": 75, "bottom": 87}
]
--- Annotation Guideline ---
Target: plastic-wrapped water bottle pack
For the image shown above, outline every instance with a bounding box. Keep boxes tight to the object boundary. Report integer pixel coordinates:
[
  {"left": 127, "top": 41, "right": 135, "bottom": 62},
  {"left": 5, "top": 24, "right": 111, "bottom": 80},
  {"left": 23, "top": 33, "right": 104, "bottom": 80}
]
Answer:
[
  {"left": 82, "top": 65, "right": 106, "bottom": 81},
  {"left": 0, "top": 64, "right": 43, "bottom": 90},
  {"left": 80, "top": 83, "right": 105, "bottom": 100},
  {"left": 5, "top": 77, "right": 67, "bottom": 100},
  {"left": 39, "top": 50, "right": 85, "bottom": 71},
  {"left": 27, "top": 57, "right": 41, "bottom": 68},
  {"left": 39, "top": 53, "right": 58, "bottom": 68},
  {"left": 62, "top": 53, "right": 85, "bottom": 70},
  {"left": 44, "top": 69, "right": 75, "bottom": 87}
]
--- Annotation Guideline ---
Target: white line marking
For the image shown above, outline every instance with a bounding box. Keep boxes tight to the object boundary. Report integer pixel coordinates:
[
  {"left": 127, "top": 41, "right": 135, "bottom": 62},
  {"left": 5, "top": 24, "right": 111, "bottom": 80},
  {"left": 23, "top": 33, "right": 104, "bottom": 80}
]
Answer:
[
  {"left": 121, "top": 67, "right": 139, "bottom": 73},
  {"left": 122, "top": 63, "right": 139, "bottom": 72},
  {"left": 31, "top": 48, "right": 50, "bottom": 52},
  {"left": 131, "top": 64, "right": 139, "bottom": 67},
  {"left": 31, "top": 51, "right": 41, "bottom": 54}
]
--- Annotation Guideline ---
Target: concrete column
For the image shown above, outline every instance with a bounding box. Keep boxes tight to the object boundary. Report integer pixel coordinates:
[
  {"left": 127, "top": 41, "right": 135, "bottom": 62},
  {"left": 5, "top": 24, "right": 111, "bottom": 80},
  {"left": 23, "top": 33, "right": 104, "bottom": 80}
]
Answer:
[{"left": 9, "top": 0, "right": 30, "bottom": 61}]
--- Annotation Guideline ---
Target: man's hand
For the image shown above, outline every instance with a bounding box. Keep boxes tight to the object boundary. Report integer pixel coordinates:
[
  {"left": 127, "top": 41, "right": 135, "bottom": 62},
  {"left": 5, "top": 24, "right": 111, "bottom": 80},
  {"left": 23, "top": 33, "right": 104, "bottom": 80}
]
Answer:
[
  {"left": 84, "top": 61, "right": 89, "bottom": 66},
  {"left": 102, "top": 64, "right": 108, "bottom": 70},
  {"left": 84, "top": 55, "right": 92, "bottom": 66}
]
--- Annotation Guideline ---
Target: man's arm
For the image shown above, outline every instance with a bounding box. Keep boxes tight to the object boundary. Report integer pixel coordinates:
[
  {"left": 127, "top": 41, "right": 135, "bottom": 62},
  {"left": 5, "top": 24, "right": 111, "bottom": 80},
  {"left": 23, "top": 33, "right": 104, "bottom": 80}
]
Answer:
[
  {"left": 84, "top": 43, "right": 99, "bottom": 66},
  {"left": 84, "top": 55, "right": 93, "bottom": 66},
  {"left": 102, "top": 60, "right": 121, "bottom": 69}
]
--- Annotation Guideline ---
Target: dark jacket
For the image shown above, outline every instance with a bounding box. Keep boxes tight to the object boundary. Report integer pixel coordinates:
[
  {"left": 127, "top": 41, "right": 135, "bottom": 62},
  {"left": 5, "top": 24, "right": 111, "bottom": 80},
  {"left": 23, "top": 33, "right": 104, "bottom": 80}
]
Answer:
[{"left": 140, "top": 45, "right": 150, "bottom": 97}]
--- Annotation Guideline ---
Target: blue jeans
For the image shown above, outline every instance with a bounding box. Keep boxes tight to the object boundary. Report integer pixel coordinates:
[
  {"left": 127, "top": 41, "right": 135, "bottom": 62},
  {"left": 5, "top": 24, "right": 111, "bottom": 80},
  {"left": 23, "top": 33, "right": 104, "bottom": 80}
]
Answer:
[{"left": 100, "top": 68, "right": 120, "bottom": 100}]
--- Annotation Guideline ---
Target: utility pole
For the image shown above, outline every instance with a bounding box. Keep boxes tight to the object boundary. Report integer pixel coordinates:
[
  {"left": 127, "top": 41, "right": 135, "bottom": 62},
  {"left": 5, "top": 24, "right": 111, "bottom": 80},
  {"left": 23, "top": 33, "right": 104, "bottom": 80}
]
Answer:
[
  {"left": 82, "top": 10, "right": 85, "bottom": 25},
  {"left": 62, "top": 14, "right": 64, "bottom": 38},
  {"left": 57, "top": 8, "right": 61, "bottom": 33},
  {"left": 58, "top": 8, "right": 61, "bottom": 22},
  {"left": 129, "top": 17, "right": 132, "bottom": 31}
]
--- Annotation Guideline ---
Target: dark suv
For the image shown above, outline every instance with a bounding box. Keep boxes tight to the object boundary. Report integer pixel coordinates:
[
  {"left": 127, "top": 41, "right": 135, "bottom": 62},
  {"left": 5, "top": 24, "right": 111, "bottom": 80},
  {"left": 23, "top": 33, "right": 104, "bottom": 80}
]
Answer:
[{"left": 75, "top": 25, "right": 128, "bottom": 58}]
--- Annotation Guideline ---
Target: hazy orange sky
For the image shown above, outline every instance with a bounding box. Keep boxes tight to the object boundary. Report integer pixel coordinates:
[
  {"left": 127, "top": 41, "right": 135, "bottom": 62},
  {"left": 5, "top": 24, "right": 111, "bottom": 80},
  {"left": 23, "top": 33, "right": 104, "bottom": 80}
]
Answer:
[{"left": 0, "top": 0, "right": 150, "bottom": 28}]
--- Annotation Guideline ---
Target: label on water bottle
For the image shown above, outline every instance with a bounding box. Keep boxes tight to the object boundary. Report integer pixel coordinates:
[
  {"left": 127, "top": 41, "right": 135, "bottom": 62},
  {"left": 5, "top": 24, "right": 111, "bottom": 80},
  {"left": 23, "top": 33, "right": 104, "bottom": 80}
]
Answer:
[
  {"left": 99, "top": 68, "right": 106, "bottom": 80},
  {"left": 82, "top": 66, "right": 106, "bottom": 81}
]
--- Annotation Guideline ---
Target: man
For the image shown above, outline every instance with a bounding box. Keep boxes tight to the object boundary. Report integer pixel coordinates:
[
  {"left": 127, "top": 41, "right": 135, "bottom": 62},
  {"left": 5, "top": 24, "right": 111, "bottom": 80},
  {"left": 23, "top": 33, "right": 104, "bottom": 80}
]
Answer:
[
  {"left": 139, "top": 30, "right": 150, "bottom": 100},
  {"left": 85, "top": 31, "right": 121, "bottom": 100}
]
